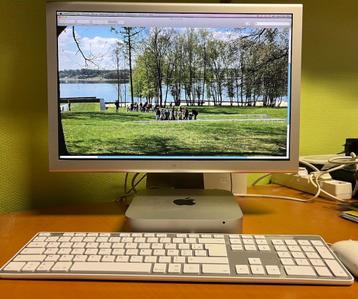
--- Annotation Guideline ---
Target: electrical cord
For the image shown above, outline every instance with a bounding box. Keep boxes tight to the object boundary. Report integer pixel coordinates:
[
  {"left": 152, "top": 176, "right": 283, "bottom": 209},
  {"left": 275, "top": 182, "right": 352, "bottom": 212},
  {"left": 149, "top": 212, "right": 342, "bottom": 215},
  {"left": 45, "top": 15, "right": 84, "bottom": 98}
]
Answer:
[
  {"left": 116, "top": 173, "right": 147, "bottom": 204},
  {"left": 238, "top": 153, "right": 358, "bottom": 204},
  {"left": 251, "top": 173, "right": 271, "bottom": 186}
]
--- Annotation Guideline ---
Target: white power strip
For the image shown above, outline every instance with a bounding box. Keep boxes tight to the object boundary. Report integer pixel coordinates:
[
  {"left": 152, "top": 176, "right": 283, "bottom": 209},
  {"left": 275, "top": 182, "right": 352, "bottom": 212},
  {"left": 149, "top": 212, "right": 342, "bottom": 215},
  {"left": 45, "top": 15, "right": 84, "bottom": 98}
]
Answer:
[{"left": 271, "top": 172, "right": 352, "bottom": 200}]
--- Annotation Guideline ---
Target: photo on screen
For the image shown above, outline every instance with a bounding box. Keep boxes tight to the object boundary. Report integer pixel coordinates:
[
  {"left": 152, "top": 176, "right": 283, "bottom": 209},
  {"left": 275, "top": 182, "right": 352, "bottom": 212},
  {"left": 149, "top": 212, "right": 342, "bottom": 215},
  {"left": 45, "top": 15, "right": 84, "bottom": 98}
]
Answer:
[{"left": 57, "top": 12, "right": 291, "bottom": 159}]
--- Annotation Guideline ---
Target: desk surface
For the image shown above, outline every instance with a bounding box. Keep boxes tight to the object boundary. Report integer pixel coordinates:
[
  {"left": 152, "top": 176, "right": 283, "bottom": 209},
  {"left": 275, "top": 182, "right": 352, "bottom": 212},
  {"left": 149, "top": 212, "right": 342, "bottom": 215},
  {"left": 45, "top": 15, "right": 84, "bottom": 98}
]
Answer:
[{"left": 0, "top": 185, "right": 357, "bottom": 299}]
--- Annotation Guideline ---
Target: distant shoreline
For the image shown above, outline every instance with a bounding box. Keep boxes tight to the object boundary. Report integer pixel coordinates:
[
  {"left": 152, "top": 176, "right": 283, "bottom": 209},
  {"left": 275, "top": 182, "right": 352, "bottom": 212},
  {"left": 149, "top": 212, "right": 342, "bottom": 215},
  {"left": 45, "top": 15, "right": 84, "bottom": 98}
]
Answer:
[{"left": 60, "top": 78, "right": 128, "bottom": 84}]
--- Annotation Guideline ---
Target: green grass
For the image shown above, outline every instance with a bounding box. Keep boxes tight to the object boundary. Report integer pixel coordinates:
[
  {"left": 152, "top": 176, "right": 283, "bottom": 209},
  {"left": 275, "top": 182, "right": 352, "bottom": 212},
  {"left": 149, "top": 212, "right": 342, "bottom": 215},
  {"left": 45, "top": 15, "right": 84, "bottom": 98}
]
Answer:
[{"left": 61, "top": 105, "right": 288, "bottom": 156}]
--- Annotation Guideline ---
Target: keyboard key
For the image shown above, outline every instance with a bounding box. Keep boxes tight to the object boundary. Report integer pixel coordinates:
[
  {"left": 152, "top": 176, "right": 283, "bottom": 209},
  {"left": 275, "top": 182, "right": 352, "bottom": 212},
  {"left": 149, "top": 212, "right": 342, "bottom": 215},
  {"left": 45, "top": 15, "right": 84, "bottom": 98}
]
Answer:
[
  {"left": 168, "top": 263, "right": 182, "bottom": 273},
  {"left": 115, "top": 256, "right": 129, "bottom": 262},
  {"left": 243, "top": 239, "right": 254, "bottom": 245},
  {"left": 27, "top": 242, "right": 47, "bottom": 248},
  {"left": 202, "top": 264, "right": 230, "bottom": 274},
  {"left": 58, "top": 248, "right": 71, "bottom": 255},
  {"left": 311, "top": 240, "right": 324, "bottom": 246},
  {"left": 59, "top": 255, "right": 73, "bottom": 261},
  {"left": 315, "top": 266, "right": 332, "bottom": 277},
  {"left": 284, "top": 266, "right": 316, "bottom": 276},
  {"left": 71, "top": 262, "right": 152, "bottom": 273},
  {"left": 102, "top": 255, "right": 116, "bottom": 262},
  {"left": 21, "top": 248, "right": 45, "bottom": 255},
  {"left": 258, "top": 245, "right": 270, "bottom": 251},
  {"left": 158, "top": 256, "right": 171, "bottom": 263},
  {"left": 129, "top": 256, "right": 143, "bottom": 263},
  {"left": 298, "top": 240, "right": 310, "bottom": 246},
  {"left": 144, "top": 256, "right": 157, "bottom": 263},
  {"left": 205, "top": 244, "right": 227, "bottom": 257},
  {"left": 139, "top": 249, "right": 152, "bottom": 256},
  {"left": 73, "top": 255, "right": 87, "bottom": 262},
  {"left": 199, "top": 238, "right": 225, "bottom": 244},
  {"left": 250, "top": 265, "right": 265, "bottom": 275},
  {"left": 153, "top": 263, "right": 167, "bottom": 273},
  {"left": 292, "top": 252, "right": 305, "bottom": 258},
  {"left": 14, "top": 255, "right": 46, "bottom": 262},
  {"left": 315, "top": 246, "right": 334, "bottom": 259},
  {"left": 235, "top": 265, "right": 250, "bottom": 275},
  {"left": 310, "top": 259, "right": 324, "bottom": 266},
  {"left": 272, "top": 240, "right": 284, "bottom": 245},
  {"left": 277, "top": 252, "right": 291, "bottom": 258},
  {"left": 285, "top": 240, "right": 298, "bottom": 245},
  {"left": 52, "top": 262, "right": 72, "bottom": 272},
  {"left": 88, "top": 255, "right": 101, "bottom": 262},
  {"left": 188, "top": 257, "right": 228, "bottom": 264},
  {"left": 71, "top": 248, "right": 85, "bottom": 255},
  {"left": 191, "top": 244, "right": 203, "bottom": 250},
  {"left": 295, "top": 258, "right": 309, "bottom": 266},
  {"left": 45, "top": 255, "right": 59, "bottom": 262},
  {"left": 22, "top": 262, "right": 40, "bottom": 272},
  {"left": 306, "top": 252, "right": 319, "bottom": 259},
  {"left": 274, "top": 245, "right": 287, "bottom": 251},
  {"left": 36, "top": 262, "right": 55, "bottom": 272},
  {"left": 281, "top": 258, "right": 294, "bottom": 265},
  {"left": 138, "top": 243, "right": 150, "bottom": 249},
  {"left": 173, "top": 256, "right": 185, "bottom": 263},
  {"left": 181, "top": 250, "right": 193, "bottom": 256},
  {"left": 325, "top": 260, "right": 348, "bottom": 277},
  {"left": 3, "top": 262, "right": 26, "bottom": 272},
  {"left": 256, "top": 239, "right": 268, "bottom": 245},
  {"left": 301, "top": 245, "right": 315, "bottom": 252},
  {"left": 265, "top": 265, "right": 280, "bottom": 275},
  {"left": 244, "top": 245, "right": 257, "bottom": 251},
  {"left": 288, "top": 245, "right": 301, "bottom": 252},
  {"left": 183, "top": 264, "right": 200, "bottom": 274},
  {"left": 85, "top": 249, "right": 98, "bottom": 255},
  {"left": 194, "top": 250, "right": 206, "bottom": 256},
  {"left": 164, "top": 244, "right": 176, "bottom": 250},
  {"left": 230, "top": 239, "right": 242, "bottom": 244}
]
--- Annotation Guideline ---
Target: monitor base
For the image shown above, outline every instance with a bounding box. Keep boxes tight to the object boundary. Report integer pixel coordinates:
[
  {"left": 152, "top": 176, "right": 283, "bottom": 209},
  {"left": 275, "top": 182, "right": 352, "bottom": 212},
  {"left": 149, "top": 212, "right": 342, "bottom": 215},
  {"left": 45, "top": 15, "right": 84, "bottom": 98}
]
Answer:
[{"left": 125, "top": 189, "right": 243, "bottom": 233}]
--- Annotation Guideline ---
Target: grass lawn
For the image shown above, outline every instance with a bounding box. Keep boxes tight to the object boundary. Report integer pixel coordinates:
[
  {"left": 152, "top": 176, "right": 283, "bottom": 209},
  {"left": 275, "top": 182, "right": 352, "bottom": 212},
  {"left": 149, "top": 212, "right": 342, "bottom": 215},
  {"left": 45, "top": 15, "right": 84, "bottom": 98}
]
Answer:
[{"left": 61, "top": 105, "right": 288, "bottom": 157}]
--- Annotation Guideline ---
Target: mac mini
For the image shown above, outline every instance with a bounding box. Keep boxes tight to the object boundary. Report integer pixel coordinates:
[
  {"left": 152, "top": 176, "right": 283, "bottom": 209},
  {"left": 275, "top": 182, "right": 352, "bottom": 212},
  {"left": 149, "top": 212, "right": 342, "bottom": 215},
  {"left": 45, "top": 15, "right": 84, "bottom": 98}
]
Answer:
[{"left": 125, "top": 189, "right": 243, "bottom": 233}]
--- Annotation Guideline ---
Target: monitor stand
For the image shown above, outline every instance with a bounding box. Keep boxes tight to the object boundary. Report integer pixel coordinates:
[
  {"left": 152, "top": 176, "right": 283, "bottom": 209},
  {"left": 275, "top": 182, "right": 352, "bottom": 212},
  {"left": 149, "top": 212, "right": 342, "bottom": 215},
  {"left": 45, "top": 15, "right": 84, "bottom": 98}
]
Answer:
[{"left": 125, "top": 173, "right": 243, "bottom": 233}]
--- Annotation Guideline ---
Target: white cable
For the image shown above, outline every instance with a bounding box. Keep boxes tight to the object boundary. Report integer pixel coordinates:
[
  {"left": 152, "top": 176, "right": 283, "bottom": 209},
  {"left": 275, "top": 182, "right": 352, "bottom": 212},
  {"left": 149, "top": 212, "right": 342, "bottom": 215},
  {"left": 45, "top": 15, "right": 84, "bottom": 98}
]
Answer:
[
  {"left": 251, "top": 173, "right": 271, "bottom": 186},
  {"left": 238, "top": 153, "right": 357, "bottom": 204},
  {"left": 236, "top": 193, "right": 316, "bottom": 203}
]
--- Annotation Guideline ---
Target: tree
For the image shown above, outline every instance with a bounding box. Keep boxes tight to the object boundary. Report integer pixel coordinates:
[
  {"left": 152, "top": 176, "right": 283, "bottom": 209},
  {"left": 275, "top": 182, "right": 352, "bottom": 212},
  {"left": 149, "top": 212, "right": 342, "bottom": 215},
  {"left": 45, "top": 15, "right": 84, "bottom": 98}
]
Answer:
[{"left": 111, "top": 26, "right": 144, "bottom": 105}]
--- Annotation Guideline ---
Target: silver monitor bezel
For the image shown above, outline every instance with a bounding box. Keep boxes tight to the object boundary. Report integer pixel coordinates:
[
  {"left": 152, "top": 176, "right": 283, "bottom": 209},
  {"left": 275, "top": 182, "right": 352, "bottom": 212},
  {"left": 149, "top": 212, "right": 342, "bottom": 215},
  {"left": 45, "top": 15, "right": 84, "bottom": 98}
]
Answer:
[{"left": 47, "top": 2, "right": 302, "bottom": 173}]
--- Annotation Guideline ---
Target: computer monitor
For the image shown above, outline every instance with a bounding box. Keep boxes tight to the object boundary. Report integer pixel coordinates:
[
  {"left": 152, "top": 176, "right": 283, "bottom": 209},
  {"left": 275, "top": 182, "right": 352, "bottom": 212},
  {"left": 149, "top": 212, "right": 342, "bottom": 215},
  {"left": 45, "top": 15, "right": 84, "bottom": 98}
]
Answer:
[
  {"left": 47, "top": 2, "right": 302, "bottom": 173},
  {"left": 46, "top": 2, "right": 302, "bottom": 232}
]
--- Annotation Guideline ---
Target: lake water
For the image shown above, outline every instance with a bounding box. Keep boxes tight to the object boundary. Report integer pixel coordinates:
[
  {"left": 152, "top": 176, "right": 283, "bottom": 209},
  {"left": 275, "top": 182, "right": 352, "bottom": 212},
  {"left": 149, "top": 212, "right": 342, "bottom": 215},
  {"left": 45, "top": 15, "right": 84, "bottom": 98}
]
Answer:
[
  {"left": 60, "top": 82, "right": 288, "bottom": 105},
  {"left": 60, "top": 82, "right": 135, "bottom": 103}
]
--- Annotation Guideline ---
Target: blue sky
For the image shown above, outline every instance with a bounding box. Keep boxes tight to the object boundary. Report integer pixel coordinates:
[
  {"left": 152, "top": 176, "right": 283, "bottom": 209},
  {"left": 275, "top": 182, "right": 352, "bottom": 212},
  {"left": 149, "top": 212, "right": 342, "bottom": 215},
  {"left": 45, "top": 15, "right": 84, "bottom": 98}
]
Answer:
[{"left": 58, "top": 26, "right": 251, "bottom": 70}]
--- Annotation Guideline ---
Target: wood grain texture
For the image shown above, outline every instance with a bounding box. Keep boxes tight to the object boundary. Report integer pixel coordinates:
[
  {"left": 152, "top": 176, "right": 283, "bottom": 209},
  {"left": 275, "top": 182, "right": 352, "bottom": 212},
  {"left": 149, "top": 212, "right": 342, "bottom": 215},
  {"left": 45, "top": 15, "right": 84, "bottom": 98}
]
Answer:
[{"left": 0, "top": 185, "right": 357, "bottom": 299}]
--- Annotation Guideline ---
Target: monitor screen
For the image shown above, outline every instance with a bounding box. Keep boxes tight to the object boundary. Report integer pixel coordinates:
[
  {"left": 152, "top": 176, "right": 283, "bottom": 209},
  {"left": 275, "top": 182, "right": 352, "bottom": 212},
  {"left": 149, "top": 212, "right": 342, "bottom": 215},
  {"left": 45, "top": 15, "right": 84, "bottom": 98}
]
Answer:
[{"left": 47, "top": 3, "right": 302, "bottom": 172}]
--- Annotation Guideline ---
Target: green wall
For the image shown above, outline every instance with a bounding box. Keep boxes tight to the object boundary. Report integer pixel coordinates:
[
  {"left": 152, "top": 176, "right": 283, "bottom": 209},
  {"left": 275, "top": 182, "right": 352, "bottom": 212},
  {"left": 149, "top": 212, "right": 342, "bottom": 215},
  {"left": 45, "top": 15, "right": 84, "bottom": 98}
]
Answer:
[{"left": 1, "top": 0, "right": 357, "bottom": 212}]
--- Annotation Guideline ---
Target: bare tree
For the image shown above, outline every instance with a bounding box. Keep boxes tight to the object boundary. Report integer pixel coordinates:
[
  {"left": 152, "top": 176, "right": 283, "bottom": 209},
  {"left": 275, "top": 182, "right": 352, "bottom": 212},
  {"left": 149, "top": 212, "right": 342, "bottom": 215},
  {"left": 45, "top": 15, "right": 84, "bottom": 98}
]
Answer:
[{"left": 111, "top": 26, "right": 144, "bottom": 105}]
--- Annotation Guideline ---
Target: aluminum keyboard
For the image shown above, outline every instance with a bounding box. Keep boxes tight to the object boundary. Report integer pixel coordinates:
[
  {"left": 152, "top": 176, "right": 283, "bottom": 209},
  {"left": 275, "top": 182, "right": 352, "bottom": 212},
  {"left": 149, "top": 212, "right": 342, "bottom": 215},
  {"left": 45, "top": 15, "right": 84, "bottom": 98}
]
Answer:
[{"left": 0, "top": 232, "right": 354, "bottom": 285}]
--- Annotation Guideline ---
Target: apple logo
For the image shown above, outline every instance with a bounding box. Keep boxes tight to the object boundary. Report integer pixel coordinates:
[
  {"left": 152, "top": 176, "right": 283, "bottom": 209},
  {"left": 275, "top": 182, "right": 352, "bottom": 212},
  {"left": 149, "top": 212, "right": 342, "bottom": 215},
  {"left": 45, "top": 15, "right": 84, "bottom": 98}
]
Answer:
[{"left": 173, "top": 197, "right": 196, "bottom": 206}]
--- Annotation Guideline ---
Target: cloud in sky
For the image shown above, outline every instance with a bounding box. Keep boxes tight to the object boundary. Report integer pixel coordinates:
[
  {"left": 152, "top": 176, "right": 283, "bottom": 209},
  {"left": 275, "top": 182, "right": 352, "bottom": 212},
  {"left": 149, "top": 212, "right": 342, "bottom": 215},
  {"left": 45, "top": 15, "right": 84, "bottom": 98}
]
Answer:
[
  {"left": 58, "top": 27, "right": 245, "bottom": 70},
  {"left": 58, "top": 28, "right": 123, "bottom": 70}
]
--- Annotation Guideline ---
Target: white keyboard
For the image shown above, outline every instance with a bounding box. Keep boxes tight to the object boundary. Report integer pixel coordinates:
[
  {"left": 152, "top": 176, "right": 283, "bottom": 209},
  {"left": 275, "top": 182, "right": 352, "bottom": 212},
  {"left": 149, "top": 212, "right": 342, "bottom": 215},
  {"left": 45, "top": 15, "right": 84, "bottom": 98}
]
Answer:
[{"left": 0, "top": 232, "right": 354, "bottom": 285}]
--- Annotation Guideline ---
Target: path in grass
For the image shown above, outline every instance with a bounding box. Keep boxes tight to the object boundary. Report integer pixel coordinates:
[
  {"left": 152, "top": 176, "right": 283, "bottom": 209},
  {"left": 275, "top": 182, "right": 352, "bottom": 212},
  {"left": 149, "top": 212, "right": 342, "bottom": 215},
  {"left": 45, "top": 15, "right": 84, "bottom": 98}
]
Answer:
[{"left": 134, "top": 118, "right": 286, "bottom": 123}]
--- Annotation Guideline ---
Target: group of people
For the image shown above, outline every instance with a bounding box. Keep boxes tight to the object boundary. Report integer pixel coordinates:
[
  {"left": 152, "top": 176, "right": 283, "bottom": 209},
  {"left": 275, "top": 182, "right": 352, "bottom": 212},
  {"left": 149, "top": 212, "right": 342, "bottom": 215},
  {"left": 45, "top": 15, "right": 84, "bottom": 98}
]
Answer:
[
  {"left": 115, "top": 101, "right": 153, "bottom": 113},
  {"left": 116, "top": 101, "right": 199, "bottom": 121},
  {"left": 154, "top": 105, "right": 199, "bottom": 121}
]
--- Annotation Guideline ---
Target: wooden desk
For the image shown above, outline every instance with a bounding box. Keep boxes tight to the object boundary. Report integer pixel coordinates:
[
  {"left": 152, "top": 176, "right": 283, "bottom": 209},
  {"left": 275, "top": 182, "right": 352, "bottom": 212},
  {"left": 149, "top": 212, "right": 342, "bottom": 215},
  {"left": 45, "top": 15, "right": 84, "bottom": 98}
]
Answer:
[{"left": 0, "top": 185, "right": 357, "bottom": 299}]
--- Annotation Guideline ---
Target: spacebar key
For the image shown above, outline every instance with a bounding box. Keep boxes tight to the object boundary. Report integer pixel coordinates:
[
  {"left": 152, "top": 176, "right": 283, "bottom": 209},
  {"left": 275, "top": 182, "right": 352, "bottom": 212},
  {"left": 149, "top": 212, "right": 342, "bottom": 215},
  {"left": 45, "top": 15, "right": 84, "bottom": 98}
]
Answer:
[{"left": 71, "top": 262, "right": 152, "bottom": 273}]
